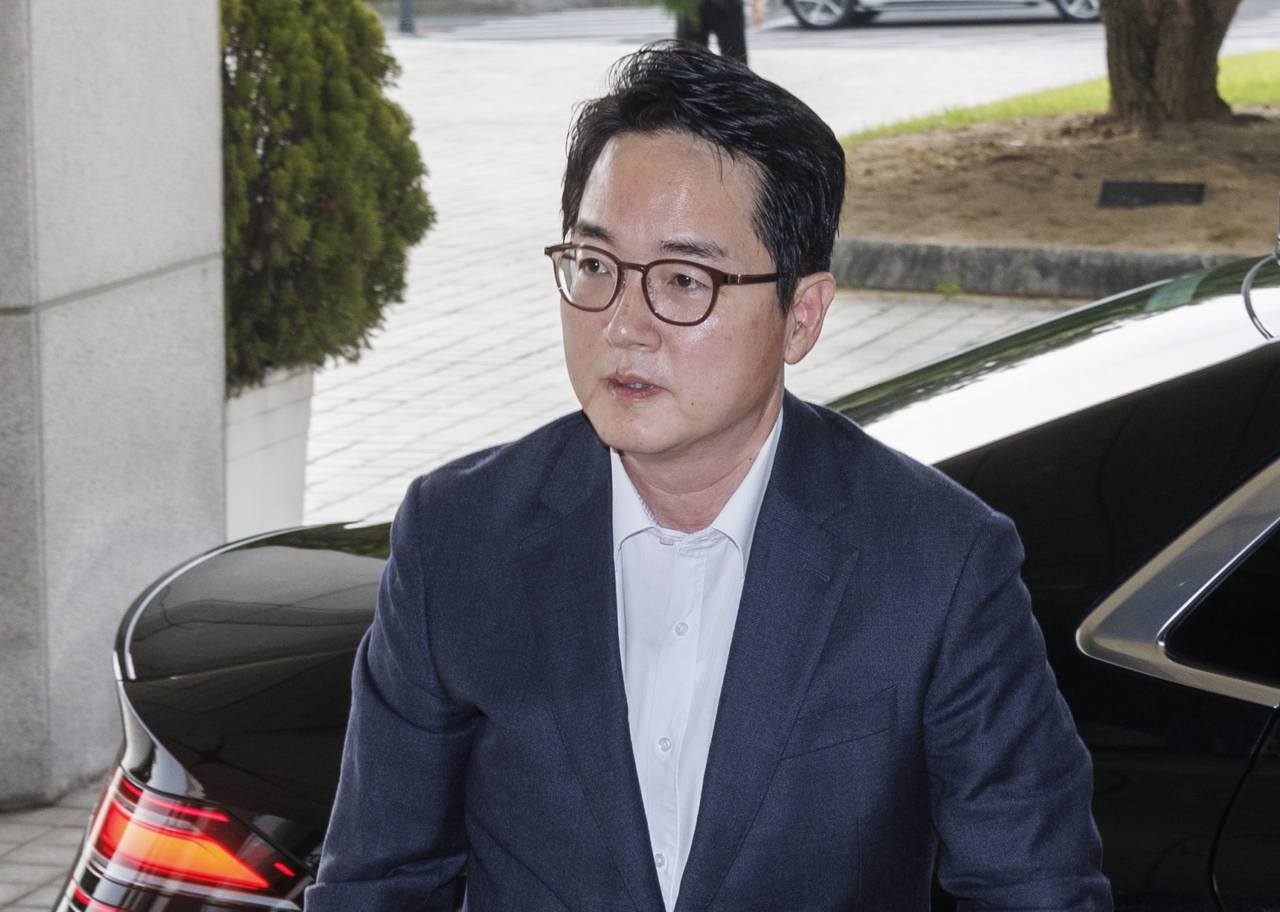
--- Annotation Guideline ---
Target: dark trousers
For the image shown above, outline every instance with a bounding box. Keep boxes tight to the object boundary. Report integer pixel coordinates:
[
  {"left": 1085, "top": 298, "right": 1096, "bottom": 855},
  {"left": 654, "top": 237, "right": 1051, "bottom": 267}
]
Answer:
[{"left": 676, "top": 0, "right": 747, "bottom": 65}]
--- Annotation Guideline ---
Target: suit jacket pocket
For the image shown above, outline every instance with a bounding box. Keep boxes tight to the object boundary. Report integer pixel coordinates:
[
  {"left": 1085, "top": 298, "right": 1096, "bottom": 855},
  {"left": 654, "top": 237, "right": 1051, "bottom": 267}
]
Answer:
[{"left": 782, "top": 685, "right": 897, "bottom": 759}]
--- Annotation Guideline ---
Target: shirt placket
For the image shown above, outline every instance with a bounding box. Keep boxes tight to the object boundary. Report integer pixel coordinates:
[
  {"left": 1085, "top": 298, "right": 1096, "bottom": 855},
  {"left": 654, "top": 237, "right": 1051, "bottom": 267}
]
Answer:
[{"left": 648, "top": 532, "right": 709, "bottom": 907}]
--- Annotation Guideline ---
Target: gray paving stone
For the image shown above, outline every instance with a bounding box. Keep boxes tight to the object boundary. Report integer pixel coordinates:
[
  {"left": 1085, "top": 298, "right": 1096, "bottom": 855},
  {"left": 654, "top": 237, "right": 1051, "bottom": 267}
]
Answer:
[
  {"left": 2, "top": 844, "right": 76, "bottom": 868},
  {"left": 0, "top": 809, "right": 86, "bottom": 829},
  {"left": 0, "top": 786, "right": 99, "bottom": 910},
  {"left": 53, "top": 788, "right": 99, "bottom": 812},
  {"left": 0, "top": 862, "right": 62, "bottom": 887},
  {"left": 0, "top": 826, "right": 46, "bottom": 848},
  {"left": 29, "top": 830, "right": 84, "bottom": 850},
  {"left": 0, "top": 880, "right": 67, "bottom": 912},
  {"left": 16, "top": 881, "right": 65, "bottom": 905},
  {"left": 0, "top": 884, "right": 33, "bottom": 907}
]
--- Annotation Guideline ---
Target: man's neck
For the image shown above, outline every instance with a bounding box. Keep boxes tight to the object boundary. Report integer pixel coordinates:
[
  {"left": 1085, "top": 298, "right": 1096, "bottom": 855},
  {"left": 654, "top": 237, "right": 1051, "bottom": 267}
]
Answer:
[{"left": 619, "top": 398, "right": 782, "bottom": 533}]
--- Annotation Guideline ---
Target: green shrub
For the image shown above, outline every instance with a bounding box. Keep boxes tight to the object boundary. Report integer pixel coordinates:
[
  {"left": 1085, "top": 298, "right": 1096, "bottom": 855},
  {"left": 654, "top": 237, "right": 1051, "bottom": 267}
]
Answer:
[{"left": 222, "top": 0, "right": 434, "bottom": 391}]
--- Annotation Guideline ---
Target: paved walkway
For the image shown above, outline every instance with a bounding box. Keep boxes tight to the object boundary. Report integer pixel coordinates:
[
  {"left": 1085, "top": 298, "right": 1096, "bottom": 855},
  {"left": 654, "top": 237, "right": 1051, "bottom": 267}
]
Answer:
[{"left": 0, "top": 785, "right": 97, "bottom": 911}]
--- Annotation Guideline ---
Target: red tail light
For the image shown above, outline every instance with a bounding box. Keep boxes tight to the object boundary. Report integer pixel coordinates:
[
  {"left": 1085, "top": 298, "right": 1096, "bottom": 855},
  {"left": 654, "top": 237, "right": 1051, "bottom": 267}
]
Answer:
[{"left": 61, "top": 769, "right": 310, "bottom": 911}]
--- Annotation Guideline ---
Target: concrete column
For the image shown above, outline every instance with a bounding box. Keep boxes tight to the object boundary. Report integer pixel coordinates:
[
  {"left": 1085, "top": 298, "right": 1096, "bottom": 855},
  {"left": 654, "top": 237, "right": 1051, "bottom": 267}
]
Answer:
[{"left": 0, "top": 0, "right": 225, "bottom": 805}]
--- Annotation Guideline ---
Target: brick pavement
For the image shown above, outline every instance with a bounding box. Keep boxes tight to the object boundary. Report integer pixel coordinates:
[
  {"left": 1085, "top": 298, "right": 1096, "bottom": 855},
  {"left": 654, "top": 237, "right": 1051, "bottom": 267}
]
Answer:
[{"left": 0, "top": 784, "right": 98, "bottom": 911}]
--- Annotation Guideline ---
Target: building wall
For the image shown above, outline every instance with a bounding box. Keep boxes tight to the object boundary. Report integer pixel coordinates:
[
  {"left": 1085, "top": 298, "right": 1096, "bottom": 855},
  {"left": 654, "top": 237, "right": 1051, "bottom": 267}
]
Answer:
[{"left": 0, "top": 0, "right": 225, "bottom": 805}]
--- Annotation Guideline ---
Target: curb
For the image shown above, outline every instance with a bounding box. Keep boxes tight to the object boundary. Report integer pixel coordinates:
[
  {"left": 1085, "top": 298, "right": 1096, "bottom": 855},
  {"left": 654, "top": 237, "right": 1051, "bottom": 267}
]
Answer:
[{"left": 831, "top": 239, "right": 1245, "bottom": 300}]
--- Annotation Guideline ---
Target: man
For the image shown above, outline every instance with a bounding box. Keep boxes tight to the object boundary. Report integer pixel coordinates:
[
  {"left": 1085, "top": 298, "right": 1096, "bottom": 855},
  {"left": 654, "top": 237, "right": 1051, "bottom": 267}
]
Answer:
[{"left": 306, "top": 43, "right": 1110, "bottom": 912}]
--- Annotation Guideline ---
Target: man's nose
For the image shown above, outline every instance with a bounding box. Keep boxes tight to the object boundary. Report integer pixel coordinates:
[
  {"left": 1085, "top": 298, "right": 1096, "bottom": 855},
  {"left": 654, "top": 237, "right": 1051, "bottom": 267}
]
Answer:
[{"left": 603, "top": 269, "right": 660, "bottom": 350}]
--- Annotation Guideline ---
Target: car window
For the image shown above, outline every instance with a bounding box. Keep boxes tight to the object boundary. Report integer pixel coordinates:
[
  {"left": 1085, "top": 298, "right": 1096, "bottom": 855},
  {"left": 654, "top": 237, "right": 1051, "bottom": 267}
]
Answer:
[
  {"left": 935, "top": 342, "right": 1280, "bottom": 634},
  {"left": 1164, "top": 524, "right": 1280, "bottom": 687}
]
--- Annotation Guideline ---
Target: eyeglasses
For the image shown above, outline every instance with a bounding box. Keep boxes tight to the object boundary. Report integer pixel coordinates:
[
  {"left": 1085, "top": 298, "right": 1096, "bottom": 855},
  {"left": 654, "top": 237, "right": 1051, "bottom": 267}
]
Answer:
[{"left": 543, "top": 243, "right": 781, "bottom": 327}]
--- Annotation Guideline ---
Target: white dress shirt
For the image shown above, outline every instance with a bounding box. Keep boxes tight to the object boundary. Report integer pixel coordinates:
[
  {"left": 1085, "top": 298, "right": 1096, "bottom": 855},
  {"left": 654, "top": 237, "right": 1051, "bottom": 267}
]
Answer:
[{"left": 611, "top": 410, "right": 783, "bottom": 912}]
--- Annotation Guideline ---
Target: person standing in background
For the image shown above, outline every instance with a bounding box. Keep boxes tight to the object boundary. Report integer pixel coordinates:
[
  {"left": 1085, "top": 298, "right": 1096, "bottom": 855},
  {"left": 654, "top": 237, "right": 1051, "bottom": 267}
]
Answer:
[{"left": 673, "top": 0, "right": 764, "bottom": 65}]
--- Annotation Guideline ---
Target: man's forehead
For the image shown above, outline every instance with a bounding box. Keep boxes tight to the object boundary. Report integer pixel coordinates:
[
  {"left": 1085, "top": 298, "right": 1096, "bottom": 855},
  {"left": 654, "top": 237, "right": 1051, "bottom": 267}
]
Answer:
[
  {"left": 593, "top": 130, "right": 759, "bottom": 185},
  {"left": 572, "top": 220, "right": 729, "bottom": 261},
  {"left": 571, "top": 132, "right": 763, "bottom": 253}
]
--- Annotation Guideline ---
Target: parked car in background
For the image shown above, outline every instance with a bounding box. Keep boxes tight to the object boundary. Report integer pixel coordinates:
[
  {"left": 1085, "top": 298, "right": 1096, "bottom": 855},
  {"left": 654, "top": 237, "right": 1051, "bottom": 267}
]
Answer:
[
  {"left": 54, "top": 255, "right": 1279, "bottom": 912},
  {"left": 786, "top": 0, "right": 1099, "bottom": 28}
]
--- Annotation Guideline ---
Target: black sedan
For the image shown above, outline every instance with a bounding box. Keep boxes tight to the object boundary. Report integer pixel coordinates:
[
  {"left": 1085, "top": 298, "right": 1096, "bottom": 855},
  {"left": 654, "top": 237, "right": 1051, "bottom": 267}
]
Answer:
[{"left": 55, "top": 254, "right": 1279, "bottom": 912}]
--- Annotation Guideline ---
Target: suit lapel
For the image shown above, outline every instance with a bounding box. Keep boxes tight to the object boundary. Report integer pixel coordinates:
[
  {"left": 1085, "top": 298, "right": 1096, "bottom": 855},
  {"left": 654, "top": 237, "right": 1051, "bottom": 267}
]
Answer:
[
  {"left": 518, "top": 420, "right": 666, "bottom": 912},
  {"left": 674, "top": 396, "right": 862, "bottom": 912}
]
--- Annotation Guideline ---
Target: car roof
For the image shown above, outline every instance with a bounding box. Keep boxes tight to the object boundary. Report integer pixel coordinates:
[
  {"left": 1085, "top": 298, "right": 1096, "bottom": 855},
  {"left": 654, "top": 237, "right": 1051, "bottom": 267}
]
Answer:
[{"left": 831, "top": 258, "right": 1280, "bottom": 465}]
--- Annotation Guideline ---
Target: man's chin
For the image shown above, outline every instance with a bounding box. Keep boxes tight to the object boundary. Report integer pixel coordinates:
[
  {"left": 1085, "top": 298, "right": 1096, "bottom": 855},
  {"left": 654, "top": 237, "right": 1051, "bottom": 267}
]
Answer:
[
  {"left": 582, "top": 409, "right": 677, "bottom": 459},
  {"left": 592, "top": 428, "right": 665, "bottom": 458}
]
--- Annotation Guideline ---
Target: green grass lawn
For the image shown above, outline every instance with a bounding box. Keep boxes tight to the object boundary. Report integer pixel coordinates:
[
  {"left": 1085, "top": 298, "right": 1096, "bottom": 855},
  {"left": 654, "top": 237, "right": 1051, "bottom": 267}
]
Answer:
[{"left": 844, "top": 48, "right": 1280, "bottom": 146}]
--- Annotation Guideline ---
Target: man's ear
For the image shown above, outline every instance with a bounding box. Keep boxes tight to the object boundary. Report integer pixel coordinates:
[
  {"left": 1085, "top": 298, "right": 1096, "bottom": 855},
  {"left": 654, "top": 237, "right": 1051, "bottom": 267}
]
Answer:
[{"left": 783, "top": 271, "right": 836, "bottom": 365}]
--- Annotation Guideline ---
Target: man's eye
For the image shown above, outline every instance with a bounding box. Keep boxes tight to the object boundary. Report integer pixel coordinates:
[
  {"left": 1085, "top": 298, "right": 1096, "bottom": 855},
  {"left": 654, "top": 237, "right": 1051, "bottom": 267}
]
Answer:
[
  {"left": 672, "top": 273, "right": 706, "bottom": 291},
  {"left": 580, "top": 258, "right": 607, "bottom": 274}
]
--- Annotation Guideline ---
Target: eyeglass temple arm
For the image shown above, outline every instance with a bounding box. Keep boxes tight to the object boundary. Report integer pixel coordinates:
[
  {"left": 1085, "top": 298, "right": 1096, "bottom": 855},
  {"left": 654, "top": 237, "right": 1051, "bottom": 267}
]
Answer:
[{"left": 722, "top": 273, "right": 782, "bottom": 286}]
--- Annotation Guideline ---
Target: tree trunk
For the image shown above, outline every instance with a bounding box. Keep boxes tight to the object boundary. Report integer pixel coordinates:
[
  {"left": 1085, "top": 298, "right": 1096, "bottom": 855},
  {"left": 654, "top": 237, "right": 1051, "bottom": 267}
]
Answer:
[{"left": 1102, "top": 0, "right": 1241, "bottom": 132}]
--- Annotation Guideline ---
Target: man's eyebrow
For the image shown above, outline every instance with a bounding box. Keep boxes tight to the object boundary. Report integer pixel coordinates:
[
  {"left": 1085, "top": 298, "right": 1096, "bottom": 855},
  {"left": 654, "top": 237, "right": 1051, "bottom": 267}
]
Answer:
[
  {"left": 573, "top": 222, "right": 614, "bottom": 244},
  {"left": 660, "top": 239, "right": 727, "bottom": 261},
  {"left": 572, "top": 224, "right": 727, "bottom": 262}
]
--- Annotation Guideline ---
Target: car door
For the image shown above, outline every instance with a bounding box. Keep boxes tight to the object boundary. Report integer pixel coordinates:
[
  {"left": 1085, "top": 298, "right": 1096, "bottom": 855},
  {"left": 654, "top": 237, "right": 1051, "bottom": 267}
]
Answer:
[
  {"left": 1214, "top": 714, "right": 1280, "bottom": 912},
  {"left": 1171, "top": 525, "right": 1280, "bottom": 911},
  {"left": 934, "top": 340, "right": 1280, "bottom": 910}
]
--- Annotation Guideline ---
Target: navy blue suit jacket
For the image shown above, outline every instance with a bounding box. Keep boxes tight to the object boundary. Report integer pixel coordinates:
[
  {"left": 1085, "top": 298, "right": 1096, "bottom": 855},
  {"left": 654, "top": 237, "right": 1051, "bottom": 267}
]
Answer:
[{"left": 307, "top": 394, "right": 1110, "bottom": 912}]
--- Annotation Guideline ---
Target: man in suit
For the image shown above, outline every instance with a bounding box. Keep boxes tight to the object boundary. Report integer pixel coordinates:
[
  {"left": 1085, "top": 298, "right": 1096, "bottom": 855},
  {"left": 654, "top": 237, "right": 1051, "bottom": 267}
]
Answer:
[{"left": 306, "top": 42, "right": 1110, "bottom": 912}]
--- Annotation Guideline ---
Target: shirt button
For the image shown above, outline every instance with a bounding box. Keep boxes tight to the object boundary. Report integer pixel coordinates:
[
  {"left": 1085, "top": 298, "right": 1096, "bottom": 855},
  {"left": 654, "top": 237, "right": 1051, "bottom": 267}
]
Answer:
[
  {"left": 655, "top": 853, "right": 666, "bottom": 868},
  {"left": 674, "top": 622, "right": 689, "bottom": 636},
  {"left": 657, "top": 737, "right": 672, "bottom": 752}
]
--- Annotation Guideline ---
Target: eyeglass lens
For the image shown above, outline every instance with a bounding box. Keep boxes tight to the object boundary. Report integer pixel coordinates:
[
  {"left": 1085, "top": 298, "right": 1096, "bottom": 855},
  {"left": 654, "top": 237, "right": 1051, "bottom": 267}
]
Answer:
[{"left": 554, "top": 248, "right": 716, "bottom": 324}]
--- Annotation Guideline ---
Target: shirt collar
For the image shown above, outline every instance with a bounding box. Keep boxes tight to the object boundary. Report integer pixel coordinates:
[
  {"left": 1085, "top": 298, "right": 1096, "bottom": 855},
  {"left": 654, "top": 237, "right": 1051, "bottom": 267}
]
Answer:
[
  {"left": 612, "top": 452, "right": 657, "bottom": 550},
  {"left": 610, "top": 408, "right": 784, "bottom": 578}
]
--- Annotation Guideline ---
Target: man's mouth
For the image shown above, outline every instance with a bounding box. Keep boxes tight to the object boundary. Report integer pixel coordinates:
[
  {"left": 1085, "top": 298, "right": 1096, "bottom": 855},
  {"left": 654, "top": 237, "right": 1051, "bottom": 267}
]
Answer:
[{"left": 607, "top": 374, "right": 663, "bottom": 398}]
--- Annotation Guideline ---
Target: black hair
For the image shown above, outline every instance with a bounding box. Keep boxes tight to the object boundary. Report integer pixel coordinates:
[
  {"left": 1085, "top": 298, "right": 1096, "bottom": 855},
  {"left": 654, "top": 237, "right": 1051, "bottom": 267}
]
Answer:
[{"left": 562, "top": 41, "right": 845, "bottom": 312}]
